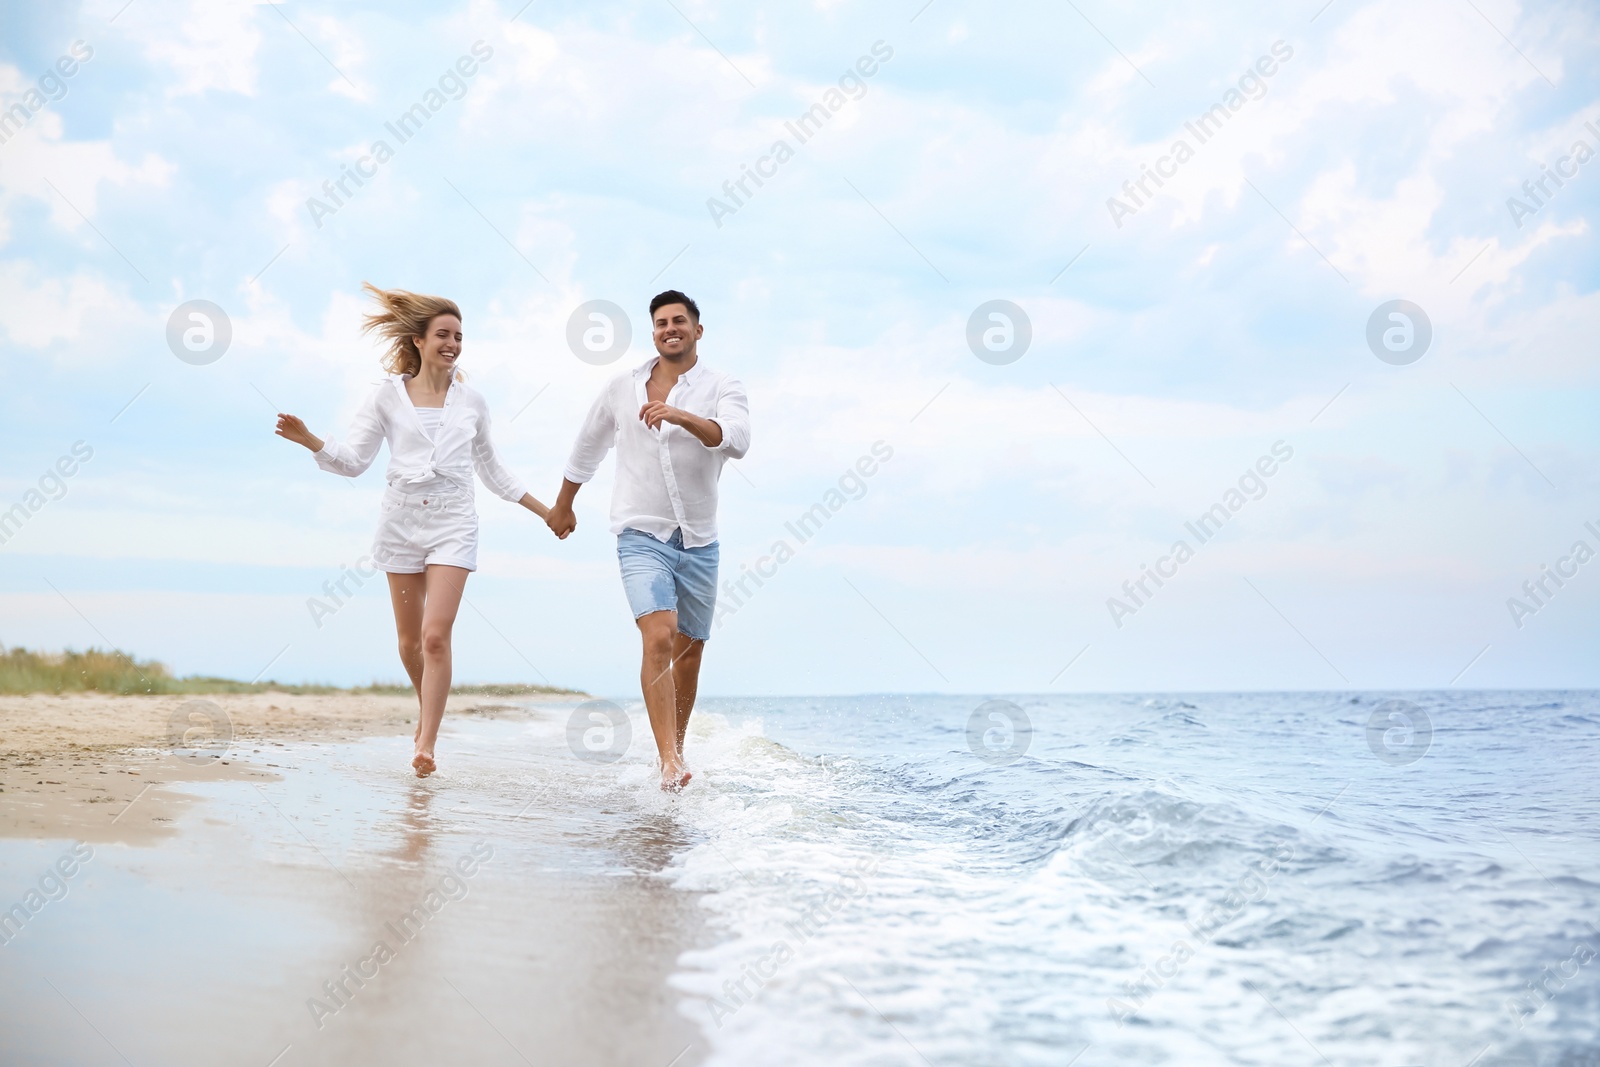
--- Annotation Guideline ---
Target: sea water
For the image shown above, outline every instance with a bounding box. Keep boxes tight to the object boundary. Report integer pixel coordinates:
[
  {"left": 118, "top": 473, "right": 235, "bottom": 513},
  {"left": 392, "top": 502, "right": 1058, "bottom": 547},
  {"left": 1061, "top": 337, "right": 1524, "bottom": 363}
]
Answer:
[
  {"left": 4, "top": 691, "right": 1595, "bottom": 1066},
  {"left": 663, "top": 691, "right": 1600, "bottom": 1067}
]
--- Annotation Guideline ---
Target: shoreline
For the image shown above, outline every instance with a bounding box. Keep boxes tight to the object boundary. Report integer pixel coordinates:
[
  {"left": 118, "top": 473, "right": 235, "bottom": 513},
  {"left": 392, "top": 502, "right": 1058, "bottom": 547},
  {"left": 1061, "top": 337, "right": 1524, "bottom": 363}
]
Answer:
[
  {"left": 0, "top": 690, "right": 577, "bottom": 844},
  {"left": 0, "top": 691, "right": 712, "bottom": 1066}
]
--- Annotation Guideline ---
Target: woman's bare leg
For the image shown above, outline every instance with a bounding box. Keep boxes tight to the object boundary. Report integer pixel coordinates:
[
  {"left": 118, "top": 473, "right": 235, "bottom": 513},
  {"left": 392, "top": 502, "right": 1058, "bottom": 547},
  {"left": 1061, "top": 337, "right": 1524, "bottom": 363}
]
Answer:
[
  {"left": 387, "top": 572, "right": 427, "bottom": 747},
  {"left": 412, "top": 565, "right": 469, "bottom": 775}
]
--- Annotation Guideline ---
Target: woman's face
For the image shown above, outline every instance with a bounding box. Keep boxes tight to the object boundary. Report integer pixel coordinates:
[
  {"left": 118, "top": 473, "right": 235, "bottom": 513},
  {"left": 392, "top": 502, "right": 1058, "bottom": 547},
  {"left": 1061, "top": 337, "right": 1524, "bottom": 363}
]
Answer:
[{"left": 413, "top": 313, "right": 462, "bottom": 376}]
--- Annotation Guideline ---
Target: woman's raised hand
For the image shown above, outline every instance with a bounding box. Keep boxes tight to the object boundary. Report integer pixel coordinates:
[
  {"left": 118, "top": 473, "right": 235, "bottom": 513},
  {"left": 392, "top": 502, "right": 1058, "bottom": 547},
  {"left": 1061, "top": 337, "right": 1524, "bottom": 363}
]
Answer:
[{"left": 275, "top": 413, "right": 323, "bottom": 453}]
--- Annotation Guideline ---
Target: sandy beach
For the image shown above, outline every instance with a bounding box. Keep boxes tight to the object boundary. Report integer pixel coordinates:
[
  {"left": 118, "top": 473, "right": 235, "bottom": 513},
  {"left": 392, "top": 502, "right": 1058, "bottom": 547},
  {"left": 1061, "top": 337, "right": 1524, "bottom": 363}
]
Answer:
[
  {"left": 0, "top": 690, "right": 539, "bottom": 845},
  {"left": 0, "top": 692, "right": 709, "bottom": 1066}
]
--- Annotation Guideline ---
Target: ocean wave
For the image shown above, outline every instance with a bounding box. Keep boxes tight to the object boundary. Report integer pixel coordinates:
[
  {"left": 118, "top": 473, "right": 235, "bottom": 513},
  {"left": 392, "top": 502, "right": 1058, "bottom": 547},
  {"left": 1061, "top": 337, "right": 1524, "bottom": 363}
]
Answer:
[{"left": 657, "top": 692, "right": 1600, "bottom": 1066}]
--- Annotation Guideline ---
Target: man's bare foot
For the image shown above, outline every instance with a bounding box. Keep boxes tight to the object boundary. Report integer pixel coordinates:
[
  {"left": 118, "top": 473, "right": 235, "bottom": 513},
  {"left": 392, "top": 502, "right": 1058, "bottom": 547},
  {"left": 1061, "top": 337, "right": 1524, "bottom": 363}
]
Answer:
[
  {"left": 660, "top": 762, "right": 692, "bottom": 793},
  {"left": 412, "top": 752, "right": 436, "bottom": 777}
]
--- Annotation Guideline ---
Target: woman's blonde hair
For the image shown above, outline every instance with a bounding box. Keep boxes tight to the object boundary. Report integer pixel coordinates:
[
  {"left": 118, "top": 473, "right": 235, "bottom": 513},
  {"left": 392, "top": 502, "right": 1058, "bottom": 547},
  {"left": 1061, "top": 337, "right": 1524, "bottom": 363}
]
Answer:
[{"left": 361, "top": 282, "right": 463, "bottom": 379}]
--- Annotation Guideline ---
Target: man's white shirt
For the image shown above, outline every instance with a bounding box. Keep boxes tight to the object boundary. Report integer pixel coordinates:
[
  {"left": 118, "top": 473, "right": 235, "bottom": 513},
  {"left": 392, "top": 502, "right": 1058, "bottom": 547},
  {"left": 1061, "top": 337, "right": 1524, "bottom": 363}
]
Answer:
[{"left": 564, "top": 357, "right": 750, "bottom": 548}]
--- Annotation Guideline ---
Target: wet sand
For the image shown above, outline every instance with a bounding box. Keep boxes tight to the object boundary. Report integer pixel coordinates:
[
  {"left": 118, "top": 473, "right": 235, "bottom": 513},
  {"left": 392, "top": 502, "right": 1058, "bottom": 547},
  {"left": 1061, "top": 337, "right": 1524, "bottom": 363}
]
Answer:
[
  {"left": 0, "top": 695, "right": 710, "bottom": 1066},
  {"left": 0, "top": 691, "right": 556, "bottom": 844}
]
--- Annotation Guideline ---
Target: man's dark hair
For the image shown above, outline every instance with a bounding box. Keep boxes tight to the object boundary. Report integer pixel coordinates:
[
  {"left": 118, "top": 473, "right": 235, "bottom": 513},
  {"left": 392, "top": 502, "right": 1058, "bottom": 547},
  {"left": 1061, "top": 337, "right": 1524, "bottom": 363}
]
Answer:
[{"left": 649, "top": 290, "right": 700, "bottom": 322}]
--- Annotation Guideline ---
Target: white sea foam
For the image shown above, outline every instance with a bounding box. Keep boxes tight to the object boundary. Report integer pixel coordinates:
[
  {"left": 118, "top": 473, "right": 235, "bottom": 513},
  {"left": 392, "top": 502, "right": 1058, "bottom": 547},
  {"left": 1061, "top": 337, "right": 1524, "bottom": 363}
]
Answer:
[{"left": 655, "top": 693, "right": 1600, "bottom": 1066}]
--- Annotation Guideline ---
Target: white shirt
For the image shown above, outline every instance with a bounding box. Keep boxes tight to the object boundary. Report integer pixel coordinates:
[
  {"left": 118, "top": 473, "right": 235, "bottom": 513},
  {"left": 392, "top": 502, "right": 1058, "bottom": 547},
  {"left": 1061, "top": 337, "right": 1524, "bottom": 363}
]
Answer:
[
  {"left": 314, "top": 375, "right": 527, "bottom": 503},
  {"left": 563, "top": 357, "right": 750, "bottom": 548},
  {"left": 408, "top": 406, "right": 449, "bottom": 493},
  {"left": 413, "top": 405, "right": 444, "bottom": 441}
]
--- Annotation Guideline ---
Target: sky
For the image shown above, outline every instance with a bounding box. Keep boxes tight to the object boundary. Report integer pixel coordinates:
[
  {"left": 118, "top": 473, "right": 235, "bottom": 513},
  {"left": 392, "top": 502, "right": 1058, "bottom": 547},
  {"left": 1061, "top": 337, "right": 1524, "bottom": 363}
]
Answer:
[{"left": 0, "top": 0, "right": 1596, "bottom": 697}]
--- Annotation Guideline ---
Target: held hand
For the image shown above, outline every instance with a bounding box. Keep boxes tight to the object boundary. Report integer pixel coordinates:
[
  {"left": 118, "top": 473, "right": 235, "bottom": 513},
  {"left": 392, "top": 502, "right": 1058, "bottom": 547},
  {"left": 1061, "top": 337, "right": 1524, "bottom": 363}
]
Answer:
[
  {"left": 275, "top": 413, "right": 322, "bottom": 452},
  {"left": 518, "top": 493, "right": 551, "bottom": 523},
  {"left": 545, "top": 505, "right": 576, "bottom": 540},
  {"left": 639, "top": 402, "right": 680, "bottom": 431}
]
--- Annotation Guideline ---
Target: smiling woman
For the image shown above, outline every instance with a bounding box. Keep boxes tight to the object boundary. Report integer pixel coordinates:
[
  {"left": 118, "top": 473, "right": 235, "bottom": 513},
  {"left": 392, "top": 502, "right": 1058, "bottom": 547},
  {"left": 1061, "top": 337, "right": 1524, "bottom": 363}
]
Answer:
[
  {"left": 361, "top": 283, "right": 467, "bottom": 381},
  {"left": 272, "top": 284, "right": 555, "bottom": 777}
]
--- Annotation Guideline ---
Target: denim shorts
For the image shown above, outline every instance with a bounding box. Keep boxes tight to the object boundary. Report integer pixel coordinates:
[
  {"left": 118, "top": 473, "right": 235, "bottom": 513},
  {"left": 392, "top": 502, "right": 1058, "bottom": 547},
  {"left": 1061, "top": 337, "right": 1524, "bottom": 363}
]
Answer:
[{"left": 616, "top": 528, "right": 719, "bottom": 642}]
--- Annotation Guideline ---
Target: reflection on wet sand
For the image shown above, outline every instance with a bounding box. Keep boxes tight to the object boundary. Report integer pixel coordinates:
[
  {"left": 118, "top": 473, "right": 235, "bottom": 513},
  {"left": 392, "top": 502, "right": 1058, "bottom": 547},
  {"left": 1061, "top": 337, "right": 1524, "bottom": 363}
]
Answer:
[
  {"left": 389, "top": 783, "right": 436, "bottom": 866},
  {"left": 609, "top": 812, "right": 699, "bottom": 874},
  {"left": 0, "top": 714, "right": 707, "bottom": 1067}
]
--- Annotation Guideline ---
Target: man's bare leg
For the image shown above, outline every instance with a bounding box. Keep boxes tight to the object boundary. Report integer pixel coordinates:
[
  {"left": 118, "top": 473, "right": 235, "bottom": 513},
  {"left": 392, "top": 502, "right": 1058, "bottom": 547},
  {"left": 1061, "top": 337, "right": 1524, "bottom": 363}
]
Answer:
[
  {"left": 637, "top": 610, "right": 690, "bottom": 790},
  {"left": 670, "top": 632, "right": 705, "bottom": 759}
]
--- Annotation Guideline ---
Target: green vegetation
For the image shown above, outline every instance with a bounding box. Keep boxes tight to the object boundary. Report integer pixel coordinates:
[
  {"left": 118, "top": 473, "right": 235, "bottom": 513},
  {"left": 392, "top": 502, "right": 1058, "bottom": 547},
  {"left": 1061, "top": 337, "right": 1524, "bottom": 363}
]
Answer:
[{"left": 0, "top": 646, "right": 581, "bottom": 697}]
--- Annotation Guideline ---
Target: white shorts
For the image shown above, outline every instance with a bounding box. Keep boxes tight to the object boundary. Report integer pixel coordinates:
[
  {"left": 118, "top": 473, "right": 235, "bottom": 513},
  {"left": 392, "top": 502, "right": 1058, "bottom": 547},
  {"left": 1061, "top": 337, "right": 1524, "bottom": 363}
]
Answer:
[{"left": 372, "top": 486, "right": 479, "bottom": 573}]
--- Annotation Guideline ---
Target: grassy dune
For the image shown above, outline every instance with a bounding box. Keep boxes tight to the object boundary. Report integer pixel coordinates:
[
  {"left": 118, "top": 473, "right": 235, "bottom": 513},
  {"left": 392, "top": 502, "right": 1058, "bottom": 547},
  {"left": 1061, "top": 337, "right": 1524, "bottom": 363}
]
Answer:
[{"left": 0, "top": 646, "right": 580, "bottom": 697}]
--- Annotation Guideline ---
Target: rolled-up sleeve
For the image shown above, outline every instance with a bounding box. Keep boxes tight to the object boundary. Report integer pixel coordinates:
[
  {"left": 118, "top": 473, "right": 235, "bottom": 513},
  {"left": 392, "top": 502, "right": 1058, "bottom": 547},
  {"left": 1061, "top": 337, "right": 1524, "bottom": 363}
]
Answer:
[
  {"left": 709, "top": 376, "right": 750, "bottom": 459},
  {"left": 314, "top": 386, "right": 386, "bottom": 478},
  {"left": 470, "top": 401, "right": 527, "bottom": 503},
  {"left": 563, "top": 381, "right": 619, "bottom": 484}
]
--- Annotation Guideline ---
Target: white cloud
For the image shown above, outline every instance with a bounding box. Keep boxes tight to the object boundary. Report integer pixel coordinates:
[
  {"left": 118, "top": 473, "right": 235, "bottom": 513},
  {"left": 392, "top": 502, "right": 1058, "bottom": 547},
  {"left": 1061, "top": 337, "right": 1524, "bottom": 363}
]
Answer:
[
  {"left": 0, "top": 261, "right": 152, "bottom": 356},
  {"left": 117, "top": 0, "right": 267, "bottom": 98},
  {"left": 3, "top": 0, "right": 1595, "bottom": 691},
  {"left": 0, "top": 122, "right": 172, "bottom": 246},
  {"left": 301, "top": 11, "right": 372, "bottom": 102}
]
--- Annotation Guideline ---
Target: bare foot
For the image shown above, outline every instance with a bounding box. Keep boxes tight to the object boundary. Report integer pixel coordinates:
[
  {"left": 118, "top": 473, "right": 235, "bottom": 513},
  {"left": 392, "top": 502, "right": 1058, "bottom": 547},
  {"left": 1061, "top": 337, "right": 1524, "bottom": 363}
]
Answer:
[
  {"left": 660, "top": 762, "right": 692, "bottom": 793},
  {"left": 412, "top": 751, "right": 436, "bottom": 778}
]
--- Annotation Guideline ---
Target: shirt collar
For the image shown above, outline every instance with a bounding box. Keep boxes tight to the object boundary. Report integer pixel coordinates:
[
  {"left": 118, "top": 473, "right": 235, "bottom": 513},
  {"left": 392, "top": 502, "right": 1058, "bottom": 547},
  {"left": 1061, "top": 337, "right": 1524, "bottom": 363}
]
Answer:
[
  {"left": 392, "top": 372, "right": 461, "bottom": 400},
  {"left": 635, "top": 355, "right": 705, "bottom": 383}
]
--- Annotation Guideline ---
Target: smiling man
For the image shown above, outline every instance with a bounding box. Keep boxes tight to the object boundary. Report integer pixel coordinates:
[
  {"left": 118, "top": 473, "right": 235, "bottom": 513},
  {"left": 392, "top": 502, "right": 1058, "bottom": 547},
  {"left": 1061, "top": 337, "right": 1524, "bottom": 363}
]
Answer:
[{"left": 546, "top": 290, "right": 751, "bottom": 791}]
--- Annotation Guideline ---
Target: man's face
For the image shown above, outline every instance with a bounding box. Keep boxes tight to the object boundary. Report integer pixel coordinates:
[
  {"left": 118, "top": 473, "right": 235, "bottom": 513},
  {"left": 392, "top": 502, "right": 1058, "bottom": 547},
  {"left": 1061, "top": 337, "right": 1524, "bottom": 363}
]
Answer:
[{"left": 652, "top": 304, "right": 703, "bottom": 359}]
